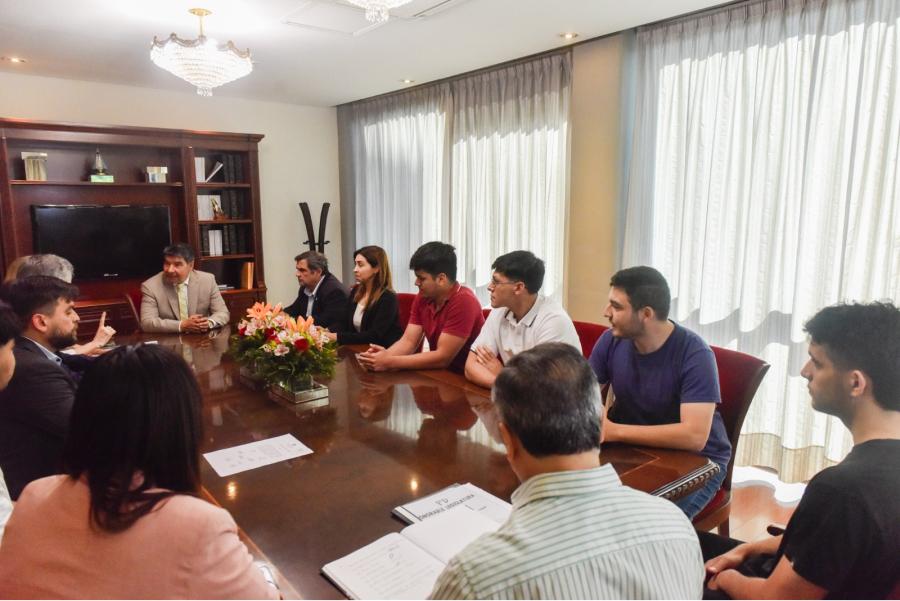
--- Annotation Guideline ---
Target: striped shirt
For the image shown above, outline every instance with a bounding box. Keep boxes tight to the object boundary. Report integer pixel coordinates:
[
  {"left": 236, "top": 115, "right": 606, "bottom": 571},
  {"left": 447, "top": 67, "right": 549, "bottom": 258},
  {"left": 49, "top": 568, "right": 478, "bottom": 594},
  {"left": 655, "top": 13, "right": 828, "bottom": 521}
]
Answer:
[{"left": 429, "top": 465, "right": 704, "bottom": 600}]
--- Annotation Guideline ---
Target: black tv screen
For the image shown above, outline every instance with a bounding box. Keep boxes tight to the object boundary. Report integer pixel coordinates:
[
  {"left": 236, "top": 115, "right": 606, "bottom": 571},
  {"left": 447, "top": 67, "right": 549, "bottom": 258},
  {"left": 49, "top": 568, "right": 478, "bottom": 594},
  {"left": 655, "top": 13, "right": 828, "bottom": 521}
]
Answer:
[{"left": 31, "top": 205, "right": 172, "bottom": 280}]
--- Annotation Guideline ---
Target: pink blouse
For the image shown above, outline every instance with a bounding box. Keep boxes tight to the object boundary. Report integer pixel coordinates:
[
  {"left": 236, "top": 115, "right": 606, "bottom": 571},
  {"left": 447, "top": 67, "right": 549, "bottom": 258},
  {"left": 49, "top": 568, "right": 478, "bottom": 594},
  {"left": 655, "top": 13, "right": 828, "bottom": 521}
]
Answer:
[{"left": 0, "top": 475, "right": 278, "bottom": 599}]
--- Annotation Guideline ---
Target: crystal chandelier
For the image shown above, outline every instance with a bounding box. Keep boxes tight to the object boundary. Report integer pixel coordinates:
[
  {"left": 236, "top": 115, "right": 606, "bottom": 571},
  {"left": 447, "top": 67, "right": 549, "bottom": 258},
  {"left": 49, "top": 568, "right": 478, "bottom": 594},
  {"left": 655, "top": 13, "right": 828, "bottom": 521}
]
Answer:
[
  {"left": 150, "top": 8, "right": 252, "bottom": 97},
  {"left": 346, "top": 0, "right": 414, "bottom": 24}
]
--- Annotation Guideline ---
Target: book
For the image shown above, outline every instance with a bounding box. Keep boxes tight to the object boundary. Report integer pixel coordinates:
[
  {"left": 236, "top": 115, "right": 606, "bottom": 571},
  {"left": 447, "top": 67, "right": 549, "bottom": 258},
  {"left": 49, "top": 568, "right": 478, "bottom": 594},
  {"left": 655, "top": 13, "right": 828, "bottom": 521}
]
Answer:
[
  {"left": 205, "top": 161, "right": 224, "bottom": 183},
  {"left": 194, "top": 157, "right": 206, "bottom": 183},
  {"left": 21, "top": 151, "right": 48, "bottom": 181},
  {"left": 207, "top": 229, "right": 223, "bottom": 256},
  {"left": 393, "top": 482, "right": 512, "bottom": 525},
  {"left": 322, "top": 505, "right": 500, "bottom": 600},
  {"left": 200, "top": 225, "right": 210, "bottom": 255}
]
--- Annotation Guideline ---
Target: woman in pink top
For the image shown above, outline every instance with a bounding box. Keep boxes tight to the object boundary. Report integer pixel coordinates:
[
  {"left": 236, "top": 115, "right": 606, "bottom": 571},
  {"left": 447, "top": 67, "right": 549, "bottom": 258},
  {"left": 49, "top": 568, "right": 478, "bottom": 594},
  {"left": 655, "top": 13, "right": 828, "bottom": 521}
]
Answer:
[{"left": 0, "top": 344, "right": 278, "bottom": 599}]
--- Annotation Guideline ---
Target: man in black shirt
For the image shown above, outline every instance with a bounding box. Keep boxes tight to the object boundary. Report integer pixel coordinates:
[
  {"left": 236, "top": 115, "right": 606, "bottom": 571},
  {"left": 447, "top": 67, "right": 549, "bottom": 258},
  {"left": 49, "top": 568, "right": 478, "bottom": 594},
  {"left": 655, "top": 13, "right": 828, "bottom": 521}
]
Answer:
[{"left": 701, "top": 301, "right": 900, "bottom": 599}]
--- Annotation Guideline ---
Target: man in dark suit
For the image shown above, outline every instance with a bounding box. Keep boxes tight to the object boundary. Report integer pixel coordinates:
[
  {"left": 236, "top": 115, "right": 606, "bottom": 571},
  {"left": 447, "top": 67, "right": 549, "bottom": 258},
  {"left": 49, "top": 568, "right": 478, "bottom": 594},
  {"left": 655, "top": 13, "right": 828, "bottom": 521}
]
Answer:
[
  {"left": 284, "top": 251, "right": 349, "bottom": 331},
  {"left": 0, "top": 276, "right": 79, "bottom": 500}
]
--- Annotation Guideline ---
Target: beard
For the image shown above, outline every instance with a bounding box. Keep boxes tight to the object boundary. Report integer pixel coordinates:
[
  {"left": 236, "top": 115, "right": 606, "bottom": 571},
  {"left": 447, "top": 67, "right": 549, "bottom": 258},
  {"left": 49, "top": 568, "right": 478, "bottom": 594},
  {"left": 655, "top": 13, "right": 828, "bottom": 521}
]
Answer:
[{"left": 47, "top": 324, "right": 78, "bottom": 350}]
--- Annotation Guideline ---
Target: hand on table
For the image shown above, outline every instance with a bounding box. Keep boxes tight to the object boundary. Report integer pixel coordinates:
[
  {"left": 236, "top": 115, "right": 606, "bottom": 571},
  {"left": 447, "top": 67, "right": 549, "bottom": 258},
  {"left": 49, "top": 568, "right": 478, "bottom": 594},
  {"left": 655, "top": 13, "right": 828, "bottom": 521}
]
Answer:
[
  {"left": 180, "top": 315, "right": 210, "bottom": 333},
  {"left": 356, "top": 344, "right": 394, "bottom": 372},
  {"left": 705, "top": 543, "right": 752, "bottom": 589},
  {"left": 470, "top": 345, "right": 502, "bottom": 375}
]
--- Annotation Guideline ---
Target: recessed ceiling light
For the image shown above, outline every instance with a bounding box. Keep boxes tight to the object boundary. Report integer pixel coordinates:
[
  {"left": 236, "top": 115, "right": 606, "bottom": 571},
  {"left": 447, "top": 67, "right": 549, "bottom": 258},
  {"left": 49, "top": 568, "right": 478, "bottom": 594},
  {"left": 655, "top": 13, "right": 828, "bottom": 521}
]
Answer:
[
  {"left": 1, "top": 56, "right": 27, "bottom": 64},
  {"left": 560, "top": 32, "right": 579, "bottom": 41},
  {"left": 400, "top": 79, "right": 415, "bottom": 84}
]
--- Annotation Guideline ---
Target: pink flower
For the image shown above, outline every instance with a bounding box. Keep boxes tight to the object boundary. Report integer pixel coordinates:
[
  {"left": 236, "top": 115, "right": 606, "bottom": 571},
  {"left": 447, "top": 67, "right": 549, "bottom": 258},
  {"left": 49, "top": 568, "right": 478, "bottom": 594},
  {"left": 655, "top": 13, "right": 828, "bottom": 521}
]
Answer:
[{"left": 273, "top": 344, "right": 290, "bottom": 357}]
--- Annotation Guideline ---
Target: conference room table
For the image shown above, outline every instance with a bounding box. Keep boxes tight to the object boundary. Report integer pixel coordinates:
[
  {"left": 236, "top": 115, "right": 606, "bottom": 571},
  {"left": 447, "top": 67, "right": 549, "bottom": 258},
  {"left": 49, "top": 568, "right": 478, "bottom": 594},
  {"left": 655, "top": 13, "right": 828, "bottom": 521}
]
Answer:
[{"left": 151, "top": 327, "right": 718, "bottom": 599}]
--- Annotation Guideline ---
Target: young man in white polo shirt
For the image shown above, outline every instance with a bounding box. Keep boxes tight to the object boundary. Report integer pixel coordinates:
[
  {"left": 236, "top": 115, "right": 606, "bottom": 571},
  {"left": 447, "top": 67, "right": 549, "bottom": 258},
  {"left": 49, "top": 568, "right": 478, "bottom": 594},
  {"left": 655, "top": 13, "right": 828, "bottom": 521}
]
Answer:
[{"left": 465, "top": 251, "right": 579, "bottom": 388}]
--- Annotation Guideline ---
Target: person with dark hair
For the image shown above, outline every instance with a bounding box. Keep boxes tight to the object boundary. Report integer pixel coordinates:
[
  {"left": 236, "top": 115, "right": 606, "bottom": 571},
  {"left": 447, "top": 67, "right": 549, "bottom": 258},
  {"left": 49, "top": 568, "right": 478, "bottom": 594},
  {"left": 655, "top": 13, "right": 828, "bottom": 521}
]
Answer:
[
  {"left": 0, "top": 276, "right": 80, "bottom": 499},
  {"left": 465, "top": 250, "right": 579, "bottom": 387},
  {"left": 326, "top": 245, "right": 402, "bottom": 346},
  {"left": 700, "top": 301, "right": 900, "bottom": 600},
  {"left": 0, "top": 300, "right": 21, "bottom": 538},
  {"left": 0, "top": 344, "right": 278, "bottom": 598},
  {"left": 139, "top": 243, "right": 229, "bottom": 333},
  {"left": 358, "top": 241, "right": 484, "bottom": 374},
  {"left": 587, "top": 265, "right": 730, "bottom": 518},
  {"left": 430, "top": 343, "right": 703, "bottom": 599},
  {"left": 284, "top": 250, "right": 350, "bottom": 330}
]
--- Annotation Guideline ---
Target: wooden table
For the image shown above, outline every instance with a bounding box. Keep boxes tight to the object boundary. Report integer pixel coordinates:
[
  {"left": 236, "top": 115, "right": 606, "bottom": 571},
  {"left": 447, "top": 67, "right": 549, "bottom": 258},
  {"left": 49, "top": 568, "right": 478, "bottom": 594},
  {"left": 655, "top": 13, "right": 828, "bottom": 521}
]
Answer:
[{"left": 152, "top": 329, "right": 717, "bottom": 599}]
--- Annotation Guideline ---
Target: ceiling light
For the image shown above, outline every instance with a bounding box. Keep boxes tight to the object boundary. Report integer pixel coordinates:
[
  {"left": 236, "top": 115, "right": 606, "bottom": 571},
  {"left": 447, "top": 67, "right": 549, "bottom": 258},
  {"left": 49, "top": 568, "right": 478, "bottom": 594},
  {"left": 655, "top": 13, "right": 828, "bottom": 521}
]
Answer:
[
  {"left": 1, "top": 57, "right": 26, "bottom": 64},
  {"left": 150, "top": 8, "right": 252, "bottom": 97},
  {"left": 400, "top": 78, "right": 415, "bottom": 84},
  {"left": 346, "top": 0, "right": 413, "bottom": 24},
  {"left": 560, "top": 32, "right": 579, "bottom": 41}
]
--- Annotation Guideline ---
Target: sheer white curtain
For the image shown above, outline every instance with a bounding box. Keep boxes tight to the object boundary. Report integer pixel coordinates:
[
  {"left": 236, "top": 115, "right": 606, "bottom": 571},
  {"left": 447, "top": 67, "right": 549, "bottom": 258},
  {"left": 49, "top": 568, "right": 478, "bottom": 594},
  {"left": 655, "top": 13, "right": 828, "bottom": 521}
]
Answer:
[
  {"left": 338, "top": 85, "right": 451, "bottom": 291},
  {"left": 339, "top": 53, "right": 571, "bottom": 301},
  {"left": 624, "top": 0, "right": 900, "bottom": 482},
  {"left": 450, "top": 54, "right": 571, "bottom": 304}
]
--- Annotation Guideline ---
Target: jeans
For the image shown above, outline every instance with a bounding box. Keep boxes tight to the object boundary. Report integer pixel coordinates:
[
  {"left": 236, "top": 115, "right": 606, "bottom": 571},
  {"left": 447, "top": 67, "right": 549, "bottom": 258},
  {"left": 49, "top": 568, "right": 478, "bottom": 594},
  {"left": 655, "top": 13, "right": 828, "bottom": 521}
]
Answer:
[{"left": 674, "top": 461, "right": 728, "bottom": 519}]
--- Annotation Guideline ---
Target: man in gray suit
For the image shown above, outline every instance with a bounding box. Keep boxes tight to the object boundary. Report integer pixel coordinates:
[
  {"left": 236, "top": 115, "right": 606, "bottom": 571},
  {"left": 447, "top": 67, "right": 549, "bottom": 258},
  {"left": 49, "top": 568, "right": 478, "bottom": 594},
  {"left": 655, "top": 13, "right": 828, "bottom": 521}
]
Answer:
[{"left": 140, "top": 243, "right": 229, "bottom": 333}]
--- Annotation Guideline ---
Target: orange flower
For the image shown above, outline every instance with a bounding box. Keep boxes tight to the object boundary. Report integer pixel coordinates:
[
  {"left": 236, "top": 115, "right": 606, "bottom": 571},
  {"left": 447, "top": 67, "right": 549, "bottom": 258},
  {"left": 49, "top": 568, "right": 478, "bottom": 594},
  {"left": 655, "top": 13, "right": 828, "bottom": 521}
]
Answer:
[{"left": 246, "top": 302, "right": 272, "bottom": 320}]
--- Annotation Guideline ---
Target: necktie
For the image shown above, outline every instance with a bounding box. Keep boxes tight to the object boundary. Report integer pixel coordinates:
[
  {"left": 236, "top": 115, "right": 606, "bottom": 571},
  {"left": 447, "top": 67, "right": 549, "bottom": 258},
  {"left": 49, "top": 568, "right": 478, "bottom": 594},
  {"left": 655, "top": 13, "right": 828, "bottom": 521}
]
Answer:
[{"left": 177, "top": 282, "right": 189, "bottom": 320}]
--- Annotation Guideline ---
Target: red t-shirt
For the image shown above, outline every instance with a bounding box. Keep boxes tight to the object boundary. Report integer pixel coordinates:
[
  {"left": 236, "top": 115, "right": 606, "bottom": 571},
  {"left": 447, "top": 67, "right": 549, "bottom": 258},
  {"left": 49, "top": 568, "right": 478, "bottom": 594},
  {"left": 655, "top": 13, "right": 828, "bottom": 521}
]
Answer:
[{"left": 409, "top": 283, "right": 484, "bottom": 373}]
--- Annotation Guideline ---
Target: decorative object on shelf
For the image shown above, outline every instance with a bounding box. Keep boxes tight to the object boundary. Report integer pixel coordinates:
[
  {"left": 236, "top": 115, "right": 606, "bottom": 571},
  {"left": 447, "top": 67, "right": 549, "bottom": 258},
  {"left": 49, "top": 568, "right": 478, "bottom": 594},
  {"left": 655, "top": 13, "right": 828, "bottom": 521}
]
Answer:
[
  {"left": 89, "top": 148, "right": 113, "bottom": 182},
  {"left": 346, "top": 0, "right": 413, "bottom": 23},
  {"left": 210, "top": 195, "right": 226, "bottom": 219},
  {"left": 21, "top": 152, "right": 48, "bottom": 181},
  {"left": 230, "top": 303, "right": 337, "bottom": 404},
  {"left": 240, "top": 261, "right": 255, "bottom": 289},
  {"left": 145, "top": 166, "right": 168, "bottom": 183},
  {"left": 150, "top": 8, "right": 253, "bottom": 97}
]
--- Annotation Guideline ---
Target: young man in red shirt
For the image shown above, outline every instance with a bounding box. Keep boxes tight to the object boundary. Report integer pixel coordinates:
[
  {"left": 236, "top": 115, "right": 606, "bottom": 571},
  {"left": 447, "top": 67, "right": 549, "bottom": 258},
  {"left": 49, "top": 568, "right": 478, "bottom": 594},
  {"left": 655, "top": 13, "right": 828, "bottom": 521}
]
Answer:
[{"left": 358, "top": 242, "right": 483, "bottom": 374}]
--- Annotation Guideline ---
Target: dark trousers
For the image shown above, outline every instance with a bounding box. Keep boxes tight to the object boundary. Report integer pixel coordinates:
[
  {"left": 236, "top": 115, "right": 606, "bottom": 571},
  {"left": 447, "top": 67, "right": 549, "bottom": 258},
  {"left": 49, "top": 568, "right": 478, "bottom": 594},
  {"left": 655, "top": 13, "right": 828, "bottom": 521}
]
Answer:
[{"left": 697, "top": 530, "right": 778, "bottom": 600}]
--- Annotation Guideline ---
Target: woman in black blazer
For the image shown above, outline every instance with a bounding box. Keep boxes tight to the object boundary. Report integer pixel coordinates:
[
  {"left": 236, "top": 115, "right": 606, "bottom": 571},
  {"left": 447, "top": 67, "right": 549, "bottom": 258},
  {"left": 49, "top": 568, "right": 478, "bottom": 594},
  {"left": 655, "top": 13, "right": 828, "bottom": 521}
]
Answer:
[{"left": 326, "top": 246, "right": 402, "bottom": 347}]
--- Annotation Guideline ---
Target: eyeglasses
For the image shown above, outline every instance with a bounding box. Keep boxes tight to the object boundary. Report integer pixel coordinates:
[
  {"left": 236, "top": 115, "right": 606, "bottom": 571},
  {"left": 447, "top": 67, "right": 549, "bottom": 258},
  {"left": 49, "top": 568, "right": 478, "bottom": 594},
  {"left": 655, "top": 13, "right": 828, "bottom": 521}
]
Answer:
[{"left": 488, "top": 278, "right": 519, "bottom": 289}]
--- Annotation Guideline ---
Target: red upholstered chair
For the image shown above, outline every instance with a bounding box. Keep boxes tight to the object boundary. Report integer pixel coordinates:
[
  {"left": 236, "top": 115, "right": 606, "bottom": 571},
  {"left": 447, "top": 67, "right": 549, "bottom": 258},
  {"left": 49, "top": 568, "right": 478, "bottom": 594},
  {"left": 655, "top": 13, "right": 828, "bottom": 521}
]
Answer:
[
  {"left": 396, "top": 292, "right": 416, "bottom": 331},
  {"left": 572, "top": 320, "right": 608, "bottom": 359},
  {"left": 693, "top": 346, "right": 770, "bottom": 536}
]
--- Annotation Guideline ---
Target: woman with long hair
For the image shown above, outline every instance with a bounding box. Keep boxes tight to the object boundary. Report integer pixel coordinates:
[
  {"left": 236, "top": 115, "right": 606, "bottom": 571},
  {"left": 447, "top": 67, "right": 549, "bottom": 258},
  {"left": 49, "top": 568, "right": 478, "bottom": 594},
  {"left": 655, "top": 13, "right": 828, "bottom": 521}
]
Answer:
[
  {"left": 328, "top": 245, "right": 402, "bottom": 347},
  {"left": 0, "top": 344, "right": 278, "bottom": 599}
]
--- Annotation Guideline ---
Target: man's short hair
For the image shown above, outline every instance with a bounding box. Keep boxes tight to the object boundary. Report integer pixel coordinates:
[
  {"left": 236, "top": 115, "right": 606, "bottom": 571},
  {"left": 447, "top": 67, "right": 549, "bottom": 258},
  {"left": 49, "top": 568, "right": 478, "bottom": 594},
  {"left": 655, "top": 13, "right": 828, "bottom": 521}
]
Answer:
[
  {"left": 610, "top": 266, "right": 671, "bottom": 320},
  {"left": 804, "top": 301, "right": 900, "bottom": 412},
  {"left": 16, "top": 254, "right": 74, "bottom": 283},
  {"left": 492, "top": 251, "right": 545, "bottom": 294},
  {"left": 294, "top": 251, "right": 328, "bottom": 273},
  {"left": 493, "top": 343, "right": 601, "bottom": 457},
  {"left": 0, "top": 300, "right": 20, "bottom": 345},
  {"left": 0, "top": 276, "right": 79, "bottom": 323},
  {"left": 409, "top": 242, "right": 457, "bottom": 281},
  {"left": 163, "top": 243, "right": 195, "bottom": 263}
]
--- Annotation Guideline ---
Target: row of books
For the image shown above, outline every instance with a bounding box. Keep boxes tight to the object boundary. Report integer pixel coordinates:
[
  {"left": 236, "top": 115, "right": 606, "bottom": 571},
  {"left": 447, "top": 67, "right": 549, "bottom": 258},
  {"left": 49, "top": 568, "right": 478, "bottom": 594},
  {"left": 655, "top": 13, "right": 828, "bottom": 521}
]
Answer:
[
  {"left": 200, "top": 225, "right": 251, "bottom": 256},
  {"left": 216, "top": 153, "right": 244, "bottom": 184},
  {"left": 197, "top": 191, "right": 246, "bottom": 221}
]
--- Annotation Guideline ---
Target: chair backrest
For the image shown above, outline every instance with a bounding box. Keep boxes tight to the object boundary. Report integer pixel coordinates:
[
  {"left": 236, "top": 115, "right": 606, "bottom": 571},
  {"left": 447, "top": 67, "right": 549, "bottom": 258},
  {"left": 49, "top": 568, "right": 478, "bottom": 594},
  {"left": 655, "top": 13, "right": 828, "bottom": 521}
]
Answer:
[
  {"left": 572, "top": 320, "right": 608, "bottom": 358},
  {"left": 711, "top": 345, "right": 770, "bottom": 491},
  {"left": 123, "top": 289, "right": 142, "bottom": 325},
  {"left": 396, "top": 292, "right": 416, "bottom": 331}
]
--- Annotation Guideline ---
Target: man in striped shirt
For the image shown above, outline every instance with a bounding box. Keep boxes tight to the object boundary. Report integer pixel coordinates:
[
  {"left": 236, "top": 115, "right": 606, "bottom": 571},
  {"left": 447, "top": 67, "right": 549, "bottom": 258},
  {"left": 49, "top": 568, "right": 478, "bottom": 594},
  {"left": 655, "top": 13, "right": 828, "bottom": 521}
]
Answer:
[{"left": 430, "top": 342, "right": 704, "bottom": 600}]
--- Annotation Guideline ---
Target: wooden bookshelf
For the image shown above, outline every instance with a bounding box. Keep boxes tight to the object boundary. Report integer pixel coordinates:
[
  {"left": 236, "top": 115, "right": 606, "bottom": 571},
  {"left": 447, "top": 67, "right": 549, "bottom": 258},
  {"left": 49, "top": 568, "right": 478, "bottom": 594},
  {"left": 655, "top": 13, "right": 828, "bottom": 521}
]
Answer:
[{"left": 0, "top": 118, "right": 267, "bottom": 329}]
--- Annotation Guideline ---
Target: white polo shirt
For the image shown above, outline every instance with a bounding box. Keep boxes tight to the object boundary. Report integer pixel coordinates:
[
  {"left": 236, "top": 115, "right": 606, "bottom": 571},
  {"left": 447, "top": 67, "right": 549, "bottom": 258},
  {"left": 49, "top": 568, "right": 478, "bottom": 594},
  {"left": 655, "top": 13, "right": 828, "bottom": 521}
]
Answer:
[{"left": 472, "top": 296, "right": 580, "bottom": 363}]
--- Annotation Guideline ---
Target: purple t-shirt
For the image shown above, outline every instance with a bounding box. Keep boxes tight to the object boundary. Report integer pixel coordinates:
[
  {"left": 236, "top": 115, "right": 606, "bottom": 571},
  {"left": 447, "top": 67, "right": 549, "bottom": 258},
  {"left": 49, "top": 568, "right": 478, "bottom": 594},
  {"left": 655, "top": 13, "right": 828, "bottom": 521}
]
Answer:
[{"left": 588, "top": 323, "right": 731, "bottom": 467}]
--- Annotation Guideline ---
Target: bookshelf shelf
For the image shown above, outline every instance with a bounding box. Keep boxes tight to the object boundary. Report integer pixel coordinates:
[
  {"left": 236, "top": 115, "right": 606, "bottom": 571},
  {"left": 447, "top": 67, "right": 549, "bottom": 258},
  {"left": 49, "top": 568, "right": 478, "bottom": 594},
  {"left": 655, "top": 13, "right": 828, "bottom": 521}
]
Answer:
[
  {"left": 10, "top": 180, "right": 184, "bottom": 187},
  {"left": 196, "top": 182, "right": 251, "bottom": 189}
]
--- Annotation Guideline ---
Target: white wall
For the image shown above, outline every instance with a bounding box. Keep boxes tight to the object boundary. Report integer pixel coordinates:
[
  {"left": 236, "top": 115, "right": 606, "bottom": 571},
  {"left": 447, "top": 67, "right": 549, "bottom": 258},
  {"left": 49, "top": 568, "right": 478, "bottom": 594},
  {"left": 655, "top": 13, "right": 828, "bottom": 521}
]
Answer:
[{"left": 0, "top": 71, "right": 340, "bottom": 306}]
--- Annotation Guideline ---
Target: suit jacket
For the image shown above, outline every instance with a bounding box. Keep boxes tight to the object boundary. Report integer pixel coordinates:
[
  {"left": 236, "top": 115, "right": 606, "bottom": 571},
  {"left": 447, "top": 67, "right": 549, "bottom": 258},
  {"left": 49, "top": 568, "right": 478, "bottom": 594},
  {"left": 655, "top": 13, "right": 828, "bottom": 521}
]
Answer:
[
  {"left": 336, "top": 288, "right": 403, "bottom": 347},
  {"left": 284, "top": 272, "right": 349, "bottom": 331},
  {"left": 140, "top": 270, "right": 230, "bottom": 333},
  {"left": 0, "top": 337, "right": 77, "bottom": 500}
]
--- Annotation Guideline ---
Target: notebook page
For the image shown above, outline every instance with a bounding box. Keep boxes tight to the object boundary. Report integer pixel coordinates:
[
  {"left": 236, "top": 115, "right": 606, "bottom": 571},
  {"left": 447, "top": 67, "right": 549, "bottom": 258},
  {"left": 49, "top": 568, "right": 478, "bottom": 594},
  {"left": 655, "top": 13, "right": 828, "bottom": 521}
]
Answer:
[{"left": 401, "top": 505, "right": 502, "bottom": 564}]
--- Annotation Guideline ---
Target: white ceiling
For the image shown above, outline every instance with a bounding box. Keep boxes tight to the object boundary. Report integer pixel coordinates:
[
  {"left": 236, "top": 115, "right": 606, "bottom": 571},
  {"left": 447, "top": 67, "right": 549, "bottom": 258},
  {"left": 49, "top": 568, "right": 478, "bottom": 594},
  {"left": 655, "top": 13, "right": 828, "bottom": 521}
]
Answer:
[{"left": 0, "top": 0, "right": 730, "bottom": 107}]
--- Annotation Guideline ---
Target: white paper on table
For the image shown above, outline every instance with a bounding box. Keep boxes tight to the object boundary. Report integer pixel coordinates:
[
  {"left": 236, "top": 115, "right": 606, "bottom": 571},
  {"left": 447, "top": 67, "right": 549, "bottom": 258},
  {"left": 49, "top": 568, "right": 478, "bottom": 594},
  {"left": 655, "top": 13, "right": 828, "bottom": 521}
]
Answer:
[{"left": 203, "top": 434, "right": 313, "bottom": 477}]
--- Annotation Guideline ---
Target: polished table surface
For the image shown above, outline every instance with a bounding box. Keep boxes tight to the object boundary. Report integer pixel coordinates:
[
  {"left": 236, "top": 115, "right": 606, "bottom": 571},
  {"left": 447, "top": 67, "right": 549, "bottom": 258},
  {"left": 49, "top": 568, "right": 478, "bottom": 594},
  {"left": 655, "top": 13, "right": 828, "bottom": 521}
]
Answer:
[{"left": 149, "top": 328, "right": 716, "bottom": 599}]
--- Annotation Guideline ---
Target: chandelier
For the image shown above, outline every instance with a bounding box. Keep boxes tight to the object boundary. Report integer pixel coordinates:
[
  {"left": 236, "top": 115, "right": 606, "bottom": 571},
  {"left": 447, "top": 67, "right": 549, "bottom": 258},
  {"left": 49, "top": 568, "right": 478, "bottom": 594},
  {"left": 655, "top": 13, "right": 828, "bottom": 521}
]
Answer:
[
  {"left": 346, "top": 0, "right": 414, "bottom": 24},
  {"left": 150, "top": 8, "right": 252, "bottom": 97}
]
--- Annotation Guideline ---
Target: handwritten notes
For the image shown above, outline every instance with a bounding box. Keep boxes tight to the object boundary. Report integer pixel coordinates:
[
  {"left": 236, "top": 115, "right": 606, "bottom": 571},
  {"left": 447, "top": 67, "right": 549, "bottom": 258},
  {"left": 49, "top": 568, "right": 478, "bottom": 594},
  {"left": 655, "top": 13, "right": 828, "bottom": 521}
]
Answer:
[{"left": 203, "top": 434, "right": 313, "bottom": 477}]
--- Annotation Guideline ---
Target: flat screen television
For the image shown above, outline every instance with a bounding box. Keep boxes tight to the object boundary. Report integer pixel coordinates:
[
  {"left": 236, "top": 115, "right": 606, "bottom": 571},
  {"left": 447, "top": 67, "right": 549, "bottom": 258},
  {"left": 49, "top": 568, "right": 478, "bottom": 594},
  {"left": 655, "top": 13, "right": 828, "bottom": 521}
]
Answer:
[{"left": 31, "top": 205, "right": 172, "bottom": 280}]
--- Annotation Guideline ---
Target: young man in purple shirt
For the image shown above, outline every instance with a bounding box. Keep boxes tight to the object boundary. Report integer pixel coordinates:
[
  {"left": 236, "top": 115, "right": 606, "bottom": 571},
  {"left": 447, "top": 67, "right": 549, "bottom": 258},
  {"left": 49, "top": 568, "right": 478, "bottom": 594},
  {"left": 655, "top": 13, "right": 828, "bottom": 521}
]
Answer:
[{"left": 588, "top": 266, "right": 730, "bottom": 518}]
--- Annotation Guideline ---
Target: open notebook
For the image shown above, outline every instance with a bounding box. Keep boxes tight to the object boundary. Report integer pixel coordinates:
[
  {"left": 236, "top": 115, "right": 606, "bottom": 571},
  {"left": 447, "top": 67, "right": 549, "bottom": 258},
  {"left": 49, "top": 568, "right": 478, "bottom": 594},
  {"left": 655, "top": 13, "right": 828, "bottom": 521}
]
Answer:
[{"left": 322, "top": 505, "right": 501, "bottom": 599}]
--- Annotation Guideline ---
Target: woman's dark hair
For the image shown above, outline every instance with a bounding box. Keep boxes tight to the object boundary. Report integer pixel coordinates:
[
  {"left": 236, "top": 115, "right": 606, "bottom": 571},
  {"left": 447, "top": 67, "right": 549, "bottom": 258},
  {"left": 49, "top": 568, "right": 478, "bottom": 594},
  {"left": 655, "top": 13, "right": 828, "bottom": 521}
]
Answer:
[
  {"left": 353, "top": 245, "right": 394, "bottom": 306},
  {"left": 63, "top": 344, "right": 204, "bottom": 532}
]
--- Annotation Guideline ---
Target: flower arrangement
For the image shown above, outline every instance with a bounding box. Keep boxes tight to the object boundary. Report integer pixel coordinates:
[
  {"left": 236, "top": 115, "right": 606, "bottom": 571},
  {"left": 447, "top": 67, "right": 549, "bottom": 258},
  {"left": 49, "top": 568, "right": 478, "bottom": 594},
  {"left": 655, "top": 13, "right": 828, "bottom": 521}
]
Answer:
[{"left": 229, "top": 302, "right": 338, "bottom": 390}]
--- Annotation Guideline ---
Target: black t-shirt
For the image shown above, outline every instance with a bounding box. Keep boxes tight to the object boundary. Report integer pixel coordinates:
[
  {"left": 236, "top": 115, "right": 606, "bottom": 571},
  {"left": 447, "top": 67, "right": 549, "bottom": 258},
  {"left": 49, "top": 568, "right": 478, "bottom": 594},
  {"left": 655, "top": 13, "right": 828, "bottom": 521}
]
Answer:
[{"left": 775, "top": 439, "right": 900, "bottom": 599}]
